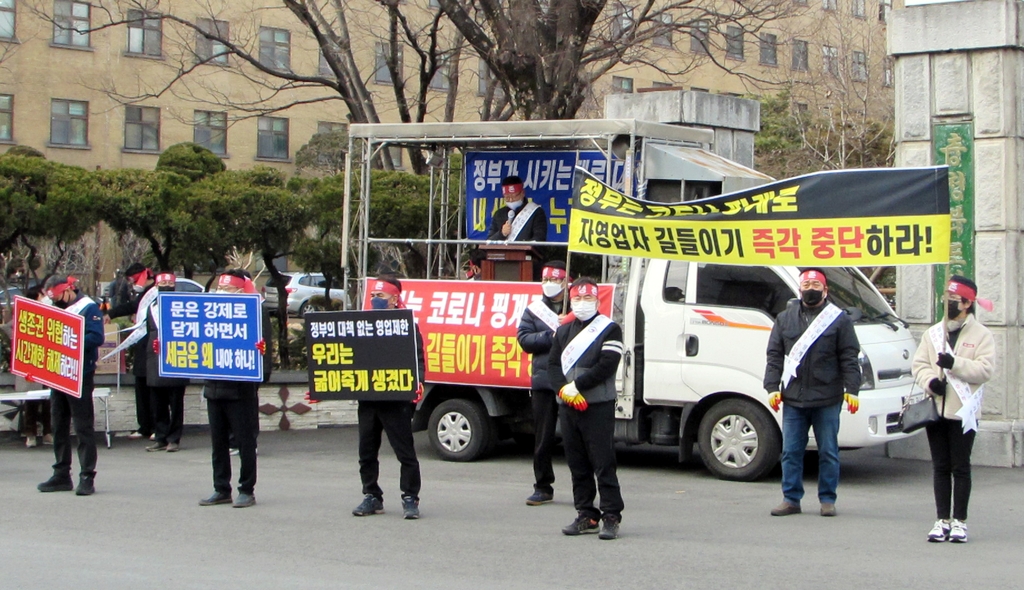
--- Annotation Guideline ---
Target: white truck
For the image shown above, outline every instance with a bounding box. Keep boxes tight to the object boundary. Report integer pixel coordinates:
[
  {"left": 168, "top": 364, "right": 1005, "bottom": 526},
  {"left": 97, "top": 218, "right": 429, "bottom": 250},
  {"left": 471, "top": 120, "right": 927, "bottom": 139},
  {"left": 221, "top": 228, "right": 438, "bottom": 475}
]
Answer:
[{"left": 344, "top": 120, "right": 917, "bottom": 481}]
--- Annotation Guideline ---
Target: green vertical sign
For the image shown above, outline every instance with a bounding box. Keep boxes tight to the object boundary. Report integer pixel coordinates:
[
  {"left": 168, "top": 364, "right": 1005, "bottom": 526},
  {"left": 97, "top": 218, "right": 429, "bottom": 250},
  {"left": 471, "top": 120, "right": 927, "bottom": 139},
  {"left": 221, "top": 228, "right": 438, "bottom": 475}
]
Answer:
[{"left": 932, "top": 123, "right": 974, "bottom": 322}]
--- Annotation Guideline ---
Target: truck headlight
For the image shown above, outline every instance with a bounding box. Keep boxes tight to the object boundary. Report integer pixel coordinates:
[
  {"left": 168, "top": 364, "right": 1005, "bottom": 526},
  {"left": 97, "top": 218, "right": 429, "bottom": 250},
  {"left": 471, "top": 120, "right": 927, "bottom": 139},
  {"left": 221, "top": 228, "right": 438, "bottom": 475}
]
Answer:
[{"left": 859, "top": 351, "right": 875, "bottom": 391}]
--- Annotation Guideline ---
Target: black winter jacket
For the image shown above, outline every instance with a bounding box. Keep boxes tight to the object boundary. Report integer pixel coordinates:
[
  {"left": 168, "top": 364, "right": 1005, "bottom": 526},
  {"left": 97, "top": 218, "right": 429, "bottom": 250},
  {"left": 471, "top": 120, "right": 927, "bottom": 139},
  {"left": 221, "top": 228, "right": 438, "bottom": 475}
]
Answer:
[
  {"left": 108, "top": 284, "right": 151, "bottom": 377},
  {"left": 487, "top": 200, "right": 548, "bottom": 241},
  {"left": 145, "top": 311, "right": 188, "bottom": 388},
  {"left": 517, "top": 296, "right": 564, "bottom": 392},
  {"left": 548, "top": 316, "right": 623, "bottom": 405},
  {"left": 763, "top": 299, "right": 861, "bottom": 408},
  {"left": 203, "top": 308, "right": 274, "bottom": 401}
]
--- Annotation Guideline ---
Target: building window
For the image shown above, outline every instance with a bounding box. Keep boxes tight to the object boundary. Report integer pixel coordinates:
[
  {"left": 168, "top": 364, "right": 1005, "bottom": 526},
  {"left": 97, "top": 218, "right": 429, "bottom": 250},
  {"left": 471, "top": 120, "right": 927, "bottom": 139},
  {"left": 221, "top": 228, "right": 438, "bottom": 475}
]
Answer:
[
  {"left": 257, "top": 116, "right": 289, "bottom": 160},
  {"left": 0, "top": 94, "right": 12, "bottom": 141},
  {"left": 651, "top": 81, "right": 674, "bottom": 89},
  {"left": 388, "top": 146, "right": 403, "bottom": 169},
  {"left": 124, "top": 106, "right": 160, "bottom": 151},
  {"left": 823, "top": 0, "right": 836, "bottom": 10},
  {"left": 194, "top": 111, "right": 226, "bottom": 155},
  {"left": 795, "top": 102, "right": 809, "bottom": 114},
  {"left": 883, "top": 57, "right": 893, "bottom": 87},
  {"left": 852, "top": 50, "right": 868, "bottom": 81},
  {"left": 611, "top": 76, "right": 633, "bottom": 93},
  {"left": 196, "top": 18, "right": 229, "bottom": 65},
  {"left": 690, "top": 21, "right": 709, "bottom": 55},
  {"left": 429, "top": 0, "right": 440, "bottom": 8},
  {"left": 791, "top": 39, "right": 808, "bottom": 71},
  {"left": 374, "top": 42, "right": 402, "bottom": 85},
  {"left": 822, "top": 45, "right": 839, "bottom": 76},
  {"left": 853, "top": 0, "right": 866, "bottom": 17},
  {"left": 0, "top": 0, "right": 14, "bottom": 40},
  {"left": 317, "top": 121, "right": 345, "bottom": 135},
  {"left": 726, "top": 26, "right": 744, "bottom": 60},
  {"left": 53, "top": 1, "right": 90, "bottom": 47},
  {"left": 127, "top": 10, "right": 162, "bottom": 56},
  {"left": 879, "top": 0, "right": 890, "bottom": 22},
  {"left": 319, "top": 49, "right": 332, "bottom": 75},
  {"left": 50, "top": 99, "right": 88, "bottom": 146},
  {"left": 759, "top": 33, "right": 777, "bottom": 66},
  {"left": 259, "top": 27, "right": 290, "bottom": 71},
  {"left": 652, "top": 12, "right": 672, "bottom": 47},
  {"left": 793, "top": 0, "right": 808, "bottom": 5},
  {"left": 429, "top": 62, "right": 450, "bottom": 91},
  {"left": 611, "top": 5, "right": 633, "bottom": 38}
]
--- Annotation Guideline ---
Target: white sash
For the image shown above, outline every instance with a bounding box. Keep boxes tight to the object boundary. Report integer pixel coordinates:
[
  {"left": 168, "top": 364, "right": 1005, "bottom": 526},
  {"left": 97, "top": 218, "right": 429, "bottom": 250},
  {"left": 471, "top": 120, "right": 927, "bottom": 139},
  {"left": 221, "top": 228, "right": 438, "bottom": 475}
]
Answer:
[
  {"left": 561, "top": 315, "right": 612, "bottom": 374},
  {"left": 928, "top": 323, "right": 983, "bottom": 434},
  {"left": 66, "top": 296, "right": 95, "bottom": 316},
  {"left": 508, "top": 202, "right": 540, "bottom": 241},
  {"left": 101, "top": 288, "right": 158, "bottom": 360},
  {"left": 781, "top": 303, "right": 844, "bottom": 389},
  {"left": 527, "top": 299, "right": 560, "bottom": 333}
]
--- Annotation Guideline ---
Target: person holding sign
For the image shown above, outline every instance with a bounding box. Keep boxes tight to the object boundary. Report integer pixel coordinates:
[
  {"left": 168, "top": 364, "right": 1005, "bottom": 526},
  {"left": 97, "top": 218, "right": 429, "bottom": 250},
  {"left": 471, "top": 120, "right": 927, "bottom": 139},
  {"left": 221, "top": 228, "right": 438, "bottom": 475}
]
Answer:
[
  {"left": 764, "top": 269, "right": 861, "bottom": 518},
  {"left": 912, "top": 276, "right": 994, "bottom": 543},
  {"left": 144, "top": 273, "right": 188, "bottom": 453},
  {"left": 547, "top": 277, "right": 624, "bottom": 540},
  {"left": 486, "top": 175, "right": 548, "bottom": 242},
  {"left": 352, "top": 276, "right": 426, "bottom": 520},
  {"left": 517, "top": 260, "right": 570, "bottom": 506},
  {"left": 106, "top": 262, "right": 157, "bottom": 442},
  {"left": 199, "top": 269, "right": 271, "bottom": 509},
  {"left": 37, "top": 276, "right": 104, "bottom": 496}
]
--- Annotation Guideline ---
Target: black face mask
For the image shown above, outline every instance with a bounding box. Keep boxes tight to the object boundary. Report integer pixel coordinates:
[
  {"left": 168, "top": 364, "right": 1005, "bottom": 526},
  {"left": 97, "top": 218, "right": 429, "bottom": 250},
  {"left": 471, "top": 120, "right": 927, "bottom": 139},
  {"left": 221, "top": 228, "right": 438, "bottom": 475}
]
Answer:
[
  {"left": 947, "top": 301, "right": 963, "bottom": 320},
  {"left": 158, "top": 286, "right": 174, "bottom": 293},
  {"left": 53, "top": 299, "right": 69, "bottom": 309},
  {"left": 801, "top": 289, "right": 824, "bottom": 306}
]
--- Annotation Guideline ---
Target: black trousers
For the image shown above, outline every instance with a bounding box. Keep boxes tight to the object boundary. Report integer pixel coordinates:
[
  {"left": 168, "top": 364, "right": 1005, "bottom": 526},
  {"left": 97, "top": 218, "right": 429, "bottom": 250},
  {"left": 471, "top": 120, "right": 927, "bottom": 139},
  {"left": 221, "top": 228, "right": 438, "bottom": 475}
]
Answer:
[
  {"left": 152, "top": 385, "right": 185, "bottom": 445},
  {"left": 50, "top": 372, "right": 97, "bottom": 481},
  {"left": 133, "top": 377, "right": 154, "bottom": 437},
  {"left": 531, "top": 388, "right": 559, "bottom": 494},
  {"left": 559, "top": 400, "right": 623, "bottom": 520},
  {"left": 358, "top": 401, "right": 420, "bottom": 502},
  {"left": 926, "top": 417, "right": 976, "bottom": 521},
  {"left": 207, "top": 388, "right": 259, "bottom": 495},
  {"left": 21, "top": 399, "right": 51, "bottom": 437}
]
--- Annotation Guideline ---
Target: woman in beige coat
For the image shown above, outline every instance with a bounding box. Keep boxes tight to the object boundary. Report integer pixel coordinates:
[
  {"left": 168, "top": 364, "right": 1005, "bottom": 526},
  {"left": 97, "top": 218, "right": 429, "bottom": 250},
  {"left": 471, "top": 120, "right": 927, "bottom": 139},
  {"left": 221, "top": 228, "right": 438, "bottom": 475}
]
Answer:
[{"left": 911, "top": 276, "right": 995, "bottom": 544}]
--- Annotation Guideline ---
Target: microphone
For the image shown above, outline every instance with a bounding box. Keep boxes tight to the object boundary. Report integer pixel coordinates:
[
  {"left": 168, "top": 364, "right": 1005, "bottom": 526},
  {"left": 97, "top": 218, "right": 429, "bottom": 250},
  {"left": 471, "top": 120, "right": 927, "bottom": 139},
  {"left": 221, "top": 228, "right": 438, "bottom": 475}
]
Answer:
[{"left": 506, "top": 210, "right": 515, "bottom": 223}]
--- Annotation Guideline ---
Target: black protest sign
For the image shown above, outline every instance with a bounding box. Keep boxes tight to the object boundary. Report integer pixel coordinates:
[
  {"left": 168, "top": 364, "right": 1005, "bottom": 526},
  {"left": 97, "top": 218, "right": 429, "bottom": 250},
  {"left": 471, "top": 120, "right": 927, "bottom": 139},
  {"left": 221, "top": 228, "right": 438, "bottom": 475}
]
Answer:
[{"left": 305, "top": 309, "right": 419, "bottom": 401}]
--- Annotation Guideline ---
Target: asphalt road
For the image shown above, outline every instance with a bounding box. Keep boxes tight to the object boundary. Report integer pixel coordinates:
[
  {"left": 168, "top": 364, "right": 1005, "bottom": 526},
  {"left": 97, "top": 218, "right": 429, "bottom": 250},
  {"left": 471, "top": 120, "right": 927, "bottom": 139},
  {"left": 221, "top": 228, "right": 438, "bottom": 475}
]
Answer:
[{"left": 2, "top": 428, "right": 1022, "bottom": 589}]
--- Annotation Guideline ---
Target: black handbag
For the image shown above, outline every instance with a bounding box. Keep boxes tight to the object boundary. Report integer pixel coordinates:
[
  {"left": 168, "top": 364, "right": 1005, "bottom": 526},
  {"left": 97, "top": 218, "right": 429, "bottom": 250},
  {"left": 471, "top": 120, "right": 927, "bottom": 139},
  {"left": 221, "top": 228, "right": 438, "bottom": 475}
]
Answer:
[{"left": 899, "top": 389, "right": 942, "bottom": 434}]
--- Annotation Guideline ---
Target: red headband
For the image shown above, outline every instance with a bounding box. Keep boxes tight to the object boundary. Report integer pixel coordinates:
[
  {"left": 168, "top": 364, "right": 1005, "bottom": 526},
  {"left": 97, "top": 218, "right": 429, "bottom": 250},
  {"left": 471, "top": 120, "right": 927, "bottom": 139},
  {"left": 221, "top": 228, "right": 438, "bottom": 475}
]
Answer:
[
  {"left": 947, "top": 280, "right": 994, "bottom": 312},
  {"left": 570, "top": 283, "right": 598, "bottom": 298},
  {"left": 371, "top": 280, "right": 401, "bottom": 298},
  {"left": 542, "top": 267, "right": 567, "bottom": 280},
  {"left": 218, "top": 274, "right": 256, "bottom": 293},
  {"left": 46, "top": 278, "right": 75, "bottom": 300},
  {"left": 502, "top": 183, "right": 523, "bottom": 196},
  {"left": 155, "top": 272, "right": 176, "bottom": 285},
  {"left": 131, "top": 269, "right": 153, "bottom": 287},
  {"left": 799, "top": 270, "right": 827, "bottom": 286}
]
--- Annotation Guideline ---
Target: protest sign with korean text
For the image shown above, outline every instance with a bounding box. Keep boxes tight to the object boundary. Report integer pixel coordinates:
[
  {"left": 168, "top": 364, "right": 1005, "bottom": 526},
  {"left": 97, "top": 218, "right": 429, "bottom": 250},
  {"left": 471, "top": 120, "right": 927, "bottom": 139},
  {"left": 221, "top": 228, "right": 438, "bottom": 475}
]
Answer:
[
  {"left": 362, "top": 279, "right": 615, "bottom": 389},
  {"left": 305, "top": 309, "right": 420, "bottom": 401},
  {"left": 568, "top": 166, "right": 952, "bottom": 266},
  {"left": 10, "top": 296, "right": 85, "bottom": 397},
  {"left": 157, "top": 293, "right": 263, "bottom": 381},
  {"left": 466, "top": 151, "right": 627, "bottom": 242}
]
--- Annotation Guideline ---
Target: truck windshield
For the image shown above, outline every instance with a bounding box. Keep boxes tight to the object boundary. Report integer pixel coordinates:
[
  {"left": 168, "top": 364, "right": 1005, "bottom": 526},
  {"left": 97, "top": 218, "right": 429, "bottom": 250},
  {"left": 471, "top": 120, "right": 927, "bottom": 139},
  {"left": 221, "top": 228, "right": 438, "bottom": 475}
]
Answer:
[{"left": 814, "top": 268, "right": 893, "bottom": 320}]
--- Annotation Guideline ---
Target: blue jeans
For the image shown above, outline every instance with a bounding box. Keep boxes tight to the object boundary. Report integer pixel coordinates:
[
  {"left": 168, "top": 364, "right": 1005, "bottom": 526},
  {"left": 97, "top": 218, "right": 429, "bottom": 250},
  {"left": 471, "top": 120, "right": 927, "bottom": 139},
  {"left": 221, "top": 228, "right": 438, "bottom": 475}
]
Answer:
[{"left": 781, "top": 402, "right": 841, "bottom": 505}]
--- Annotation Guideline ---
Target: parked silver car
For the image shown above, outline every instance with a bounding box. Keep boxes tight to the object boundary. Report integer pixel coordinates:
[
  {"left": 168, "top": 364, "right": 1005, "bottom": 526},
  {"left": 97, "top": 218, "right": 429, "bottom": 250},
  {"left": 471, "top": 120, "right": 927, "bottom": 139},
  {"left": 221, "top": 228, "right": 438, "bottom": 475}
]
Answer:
[{"left": 262, "top": 272, "right": 349, "bottom": 317}]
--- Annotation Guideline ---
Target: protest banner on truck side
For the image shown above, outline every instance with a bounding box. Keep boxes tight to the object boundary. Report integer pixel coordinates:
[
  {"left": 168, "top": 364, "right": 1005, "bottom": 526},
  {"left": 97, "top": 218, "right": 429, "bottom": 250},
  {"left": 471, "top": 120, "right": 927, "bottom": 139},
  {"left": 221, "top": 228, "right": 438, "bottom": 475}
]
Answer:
[
  {"left": 360, "top": 279, "right": 615, "bottom": 389},
  {"left": 305, "top": 309, "right": 420, "bottom": 401},
  {"left": 157, "top": 292, "right": 263, "bottom": 382},
  {"left": 568, "top": 166, "right": 952, "bottom": 266},
  {"left": 10, "top": 296, "right": 85, "bottom": 397}
]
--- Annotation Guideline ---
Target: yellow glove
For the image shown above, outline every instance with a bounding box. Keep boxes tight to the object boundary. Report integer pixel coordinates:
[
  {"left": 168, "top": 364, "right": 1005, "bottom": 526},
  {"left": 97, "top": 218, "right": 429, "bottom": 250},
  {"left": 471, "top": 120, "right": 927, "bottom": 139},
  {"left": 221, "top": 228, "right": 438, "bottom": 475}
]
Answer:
[
  {"left": 767, "top": 392, "right": 782, "bottom": 413},
  {"left": 559, "top": 382, "right": 588, "bottom": 411},
  {"left": 844, "top": 393, "right": 859, "bottom": 414}
]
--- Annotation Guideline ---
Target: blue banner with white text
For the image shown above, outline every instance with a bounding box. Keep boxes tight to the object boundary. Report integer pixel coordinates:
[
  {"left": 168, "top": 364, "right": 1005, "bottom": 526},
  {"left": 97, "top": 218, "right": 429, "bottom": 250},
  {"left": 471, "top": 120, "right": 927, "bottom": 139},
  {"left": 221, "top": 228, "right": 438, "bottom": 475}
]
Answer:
[{"left": 157, "top": 293, "right": 263, "bottom": 381}]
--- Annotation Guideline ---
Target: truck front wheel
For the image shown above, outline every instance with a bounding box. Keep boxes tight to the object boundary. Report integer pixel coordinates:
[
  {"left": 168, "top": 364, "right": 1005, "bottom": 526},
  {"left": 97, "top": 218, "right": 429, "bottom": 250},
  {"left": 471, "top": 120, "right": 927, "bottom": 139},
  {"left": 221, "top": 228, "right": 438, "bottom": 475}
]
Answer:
[
  {"left": 428, "top": 399, "right": 495, "bottom": 462},
  {"left": 697, "top": 398, "right": 781, "bottom": 482}
]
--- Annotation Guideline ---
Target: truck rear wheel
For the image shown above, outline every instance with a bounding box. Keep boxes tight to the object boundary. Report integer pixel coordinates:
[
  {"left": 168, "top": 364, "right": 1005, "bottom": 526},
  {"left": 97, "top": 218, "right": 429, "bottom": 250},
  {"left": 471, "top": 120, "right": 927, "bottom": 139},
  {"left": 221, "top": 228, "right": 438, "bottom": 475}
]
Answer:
[
  {"left": 697, "top": 398, "right": 780, "bottom": 482},
  {"left": 428, "top": 399, "right": 495, "bottom": 462}
]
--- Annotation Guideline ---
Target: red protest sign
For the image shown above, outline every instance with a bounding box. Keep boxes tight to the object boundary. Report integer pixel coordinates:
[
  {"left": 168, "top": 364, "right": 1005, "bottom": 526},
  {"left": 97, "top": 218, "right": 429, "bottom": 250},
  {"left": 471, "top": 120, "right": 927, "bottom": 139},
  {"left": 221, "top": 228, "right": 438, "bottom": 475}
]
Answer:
[
  {"left": 10, "top": 296, "right": 85, "bottom": 397},
  {"left": 362, "top": 279, "right": 615, "bottom": 389}
]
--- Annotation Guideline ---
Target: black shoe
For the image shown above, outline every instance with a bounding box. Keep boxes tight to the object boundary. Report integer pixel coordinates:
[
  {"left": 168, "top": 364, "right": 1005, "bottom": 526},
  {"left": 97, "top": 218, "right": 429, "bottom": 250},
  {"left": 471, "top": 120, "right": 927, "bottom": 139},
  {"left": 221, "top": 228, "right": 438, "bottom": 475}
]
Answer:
[
  {"left": 526, "top": 491, "right": 554, "bottom": 506},
  {"left": 75, "top": 478, "right": 95, "bottom": 496},
  {"left": 199, "top": 492, "right": 233, "bottom": 506},
  {"left": 402, "top": 496, "right": 420, "bottom": 520},
  {"left": 599, "top": 514, "right": 620, "bottom": 540},
  {"left": 561, "top": 513, "right": 600, "bottom": 536},
  {"left": 352, "top": 494, "right": 384, "bottom": 516},
  {"left": 146, "top": 442, "right": 168, "bottom": 452},
  {"left": 166, "top": 442, "right": 180, "bottom": 453},
  {"left": 233, "top": 493, "right": 256, "bottom": 508},
  {"left": 38, "top": 475, "right": 74, "bottom": 493}
]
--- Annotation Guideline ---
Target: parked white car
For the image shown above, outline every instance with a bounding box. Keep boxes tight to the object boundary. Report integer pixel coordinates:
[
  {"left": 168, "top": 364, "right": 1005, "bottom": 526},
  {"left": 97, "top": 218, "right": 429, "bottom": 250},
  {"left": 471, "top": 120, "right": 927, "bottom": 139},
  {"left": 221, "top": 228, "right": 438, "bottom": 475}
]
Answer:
[{"left": 262, "top": 272, "right": 349, "bottom": 317}]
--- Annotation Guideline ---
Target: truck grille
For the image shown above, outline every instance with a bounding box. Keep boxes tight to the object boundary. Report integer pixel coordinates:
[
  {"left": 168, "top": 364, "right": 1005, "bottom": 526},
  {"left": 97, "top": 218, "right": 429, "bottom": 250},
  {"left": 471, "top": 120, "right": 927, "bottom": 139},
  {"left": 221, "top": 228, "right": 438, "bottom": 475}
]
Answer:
[{"left": 885, "top": 412, "right": 903, "bottom": 434}]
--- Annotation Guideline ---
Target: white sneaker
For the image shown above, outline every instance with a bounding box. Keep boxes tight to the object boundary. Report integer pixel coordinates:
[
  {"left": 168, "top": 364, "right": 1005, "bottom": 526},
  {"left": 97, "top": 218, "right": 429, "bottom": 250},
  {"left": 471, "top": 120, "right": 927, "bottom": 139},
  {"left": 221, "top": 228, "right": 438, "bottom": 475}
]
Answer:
[
  {"left": 25, "top": 437, "right": 37, "bottom": 448},
  {"left": 949, "top": 519, "right": 968, "bottom": 543},
  {"left": 126, "top": 431, "right": 144, "bottom": 440},
  {"left": 927, "top": 520, "right": 949, "bottom": 542}
]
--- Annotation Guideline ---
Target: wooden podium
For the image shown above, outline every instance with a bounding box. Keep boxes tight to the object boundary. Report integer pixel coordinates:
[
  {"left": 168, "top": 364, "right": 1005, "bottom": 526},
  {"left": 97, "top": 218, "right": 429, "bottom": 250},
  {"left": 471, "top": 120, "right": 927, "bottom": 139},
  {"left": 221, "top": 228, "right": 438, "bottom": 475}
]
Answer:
[{"left": 478, "top": 244, "right": 540, "bottom": 282}]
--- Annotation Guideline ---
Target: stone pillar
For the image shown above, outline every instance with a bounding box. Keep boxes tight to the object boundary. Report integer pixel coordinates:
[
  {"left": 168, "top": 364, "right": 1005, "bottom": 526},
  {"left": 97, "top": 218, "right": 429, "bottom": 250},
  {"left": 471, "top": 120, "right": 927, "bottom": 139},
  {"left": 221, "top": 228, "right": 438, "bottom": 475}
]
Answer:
[{"left": 889, "top": 0, "right": 1024, "bottom": 466}]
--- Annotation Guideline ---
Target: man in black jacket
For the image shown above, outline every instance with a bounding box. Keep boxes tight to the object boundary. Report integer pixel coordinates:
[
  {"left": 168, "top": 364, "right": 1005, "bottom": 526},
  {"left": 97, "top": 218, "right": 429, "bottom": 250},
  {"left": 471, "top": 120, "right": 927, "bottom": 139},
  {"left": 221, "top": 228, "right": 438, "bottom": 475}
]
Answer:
[
  {"left": 199, "top": 269, "right": 271, "bottom": 509},
  {"left": 144, "top": 272, "right": 188, "bottom": 453},
  {"left": 486, "top": 175, "right": 548, "bottom": 242},
  {"left": 548, "top": 277, "right": 624, "bottom": 540},
  {"left": 106, "top": 262, "right": 156, "bottom": 441},
  {"left": 517, "top": 260, "right": 569, "bottom": 506},
  {"left": 764, "top": 268, "right": 861, "bottom": 517}
]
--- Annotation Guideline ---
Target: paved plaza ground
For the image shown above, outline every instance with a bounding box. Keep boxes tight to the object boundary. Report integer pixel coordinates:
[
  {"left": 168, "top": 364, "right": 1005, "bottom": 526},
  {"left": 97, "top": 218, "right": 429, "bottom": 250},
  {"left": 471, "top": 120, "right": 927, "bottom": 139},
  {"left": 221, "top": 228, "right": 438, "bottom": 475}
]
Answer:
[{"left": 2, "top": 427, "right": 1022, "bottom": 589}]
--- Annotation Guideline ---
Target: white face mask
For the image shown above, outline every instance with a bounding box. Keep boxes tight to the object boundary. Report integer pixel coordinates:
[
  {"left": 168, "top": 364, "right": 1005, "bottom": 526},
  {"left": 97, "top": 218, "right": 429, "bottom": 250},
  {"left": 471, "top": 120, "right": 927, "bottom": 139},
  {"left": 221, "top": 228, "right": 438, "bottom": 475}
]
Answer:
[
  {"left": 542, "top": 282, "right": 563, "bottom": 298},
  {"left": 133, "top": 284, "right": 145, "bottom": 293},
  {"left": 571, "top": 300, "right": 598, "bottom": 321}
]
